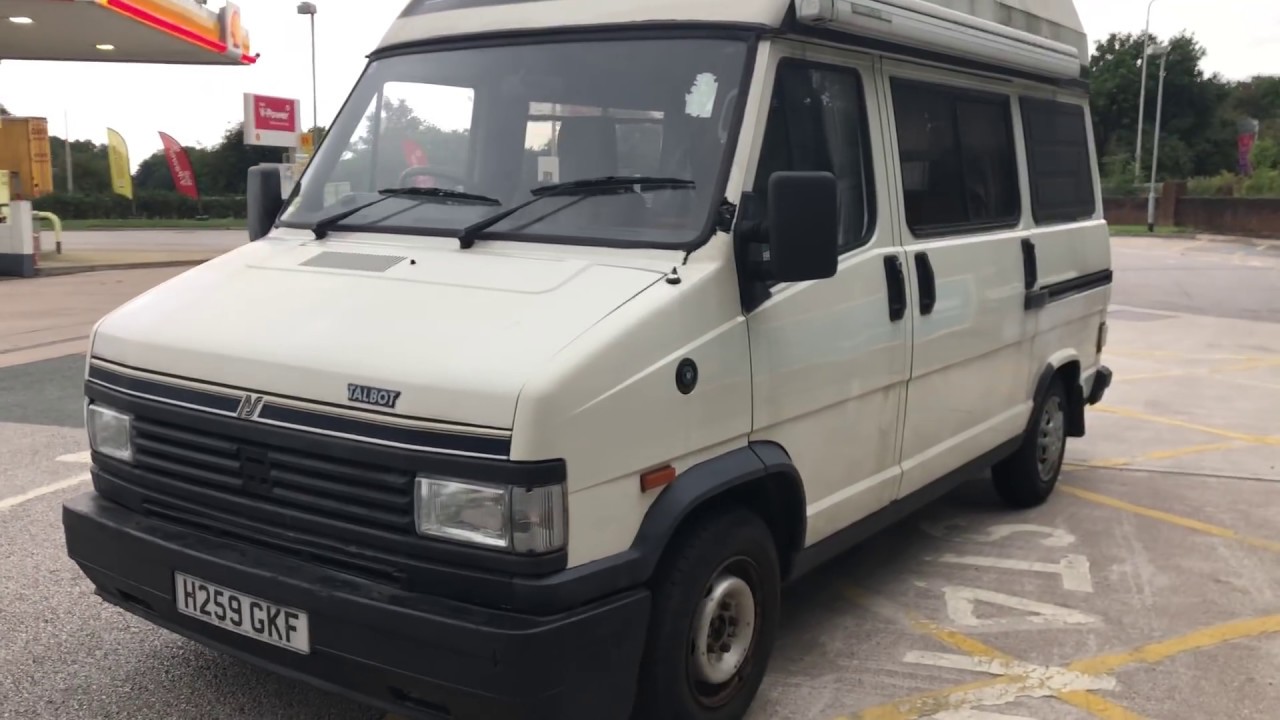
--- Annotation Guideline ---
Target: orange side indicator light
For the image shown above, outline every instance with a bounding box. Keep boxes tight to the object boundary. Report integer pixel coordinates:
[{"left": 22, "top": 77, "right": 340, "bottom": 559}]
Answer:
[{"left": 640, "top": 465, "right": 677, "bottom": 493}]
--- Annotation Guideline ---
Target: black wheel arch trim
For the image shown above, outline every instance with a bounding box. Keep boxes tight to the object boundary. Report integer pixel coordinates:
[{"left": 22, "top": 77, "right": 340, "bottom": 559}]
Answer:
[
  {"left": 1032, "top": 361, "right": 1086, "bottom": 438},
  {"left": 630, "top": 442, "right": 806, "bottom": 580}
]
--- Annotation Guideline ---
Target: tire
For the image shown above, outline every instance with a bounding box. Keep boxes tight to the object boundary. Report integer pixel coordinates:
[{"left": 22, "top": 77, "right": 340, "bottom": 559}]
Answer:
[
  {"left": 633, "top": 507, "right": 781, "bottom": 720},
  {"left": 992, "top": 375, "right": 1069, "bottom": 508}
]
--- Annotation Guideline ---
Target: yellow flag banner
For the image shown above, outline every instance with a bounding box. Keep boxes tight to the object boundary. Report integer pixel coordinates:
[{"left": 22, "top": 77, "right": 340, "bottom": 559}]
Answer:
[{"left": 106, "top": 128, "right": 133, "bottom": 200}]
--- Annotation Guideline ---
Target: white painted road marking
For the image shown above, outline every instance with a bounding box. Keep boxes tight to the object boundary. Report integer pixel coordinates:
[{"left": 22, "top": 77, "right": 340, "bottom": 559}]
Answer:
[
  {"left": 942, "top": 586, "right": 1100, "bottom": 630},
  {"left": 922, "top": 521, "right": 1076, "bottom": 547},
  {"left": 904, "top": 650, "right": 1115, "bottom": 715},
  {"left": 933, "top": 553, "right": 1094, "bottom": 593},
  {"left": 0, "top": 473, "right": 91, "bottom": 511},
  {"left": 0, "top": 450, "right": 92, "bottom": 511}
]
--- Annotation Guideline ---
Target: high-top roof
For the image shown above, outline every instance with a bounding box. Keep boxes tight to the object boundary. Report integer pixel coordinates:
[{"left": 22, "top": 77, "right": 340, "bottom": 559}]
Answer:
[{"left": 381, "top": 0, "right": 1088, "bottom": 69}]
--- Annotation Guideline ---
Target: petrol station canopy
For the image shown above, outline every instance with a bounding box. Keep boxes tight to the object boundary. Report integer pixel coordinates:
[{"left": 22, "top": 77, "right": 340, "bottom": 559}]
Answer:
[{"left": 0, "top": 0, "right": 255, "bottom": 65}]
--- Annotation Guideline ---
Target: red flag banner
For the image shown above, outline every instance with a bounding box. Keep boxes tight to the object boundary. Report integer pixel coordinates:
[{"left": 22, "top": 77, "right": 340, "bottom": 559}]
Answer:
[{"left": 159, "top": 132, "right": 200, "bottom": 200}]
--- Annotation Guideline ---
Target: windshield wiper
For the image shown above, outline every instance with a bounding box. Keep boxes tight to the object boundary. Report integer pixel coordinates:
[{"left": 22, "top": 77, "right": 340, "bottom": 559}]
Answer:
[
  {"left": 455, "top": 176, "right": 695, "bottom": 249},
  {"left": 311, "top": 186, "right": 500, "bottom": 239}
]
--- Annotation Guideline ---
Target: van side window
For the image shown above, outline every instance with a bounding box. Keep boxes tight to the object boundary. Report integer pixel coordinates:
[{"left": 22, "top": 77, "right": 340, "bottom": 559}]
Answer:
[
  {"left": 753, "top": 61, "right": 875, "bottom": 252},
  {"left": 1020, "top": 97, "right": 1097, "bottom": 224},
  {"left": 890, "top": 78, "right": 1019, "bottom": 236}
]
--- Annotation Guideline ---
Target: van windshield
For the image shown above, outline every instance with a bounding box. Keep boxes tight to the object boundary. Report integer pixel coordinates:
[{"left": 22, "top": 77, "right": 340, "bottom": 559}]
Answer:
[{"left": 279, "top": 38, "right": 750, "bottom": 248}]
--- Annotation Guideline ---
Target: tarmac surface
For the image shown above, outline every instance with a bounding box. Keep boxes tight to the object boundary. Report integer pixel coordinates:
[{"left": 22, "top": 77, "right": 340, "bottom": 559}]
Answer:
[
  {"left": 28, "top": 229, "right": 245, "bottom": 276},
  {"left": 0, "top": 233, "right": 1277, "bottom": 720}
]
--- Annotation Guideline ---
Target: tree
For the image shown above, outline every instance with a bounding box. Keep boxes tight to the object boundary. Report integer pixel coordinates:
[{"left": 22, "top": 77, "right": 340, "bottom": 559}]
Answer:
[
  {"left": 1087, "top": 31, "right": 1236, "bottom": 181},
  {"left": 48, "top": 136, "right": 113, "bottom": 194},
  {"left": 133, "top": 150, "right": 175, "bottom": 192},
  {"left": 329, "top": 98, "right": 471, "bottom": 192},
  {"left": 1230, "top": 75, "right": 1280, "bottom": 121},
  {"left": 197, "top": 123, "right": 286, "bottom": 195},
  {"left": 0, "top": 104, "right": 11, "bottom": 117}
]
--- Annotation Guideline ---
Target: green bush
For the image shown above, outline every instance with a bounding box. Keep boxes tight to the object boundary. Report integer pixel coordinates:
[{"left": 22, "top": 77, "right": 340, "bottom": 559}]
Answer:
[
  {"left": 32, "top": 192, "right": 247, "bottom": 220},
  {"left": 1100, "top": 155, "right": 1141, "bottom": 197},
  {"left": 1241, "top": 168, "right": 1280, "bottom": 197},
  {"left": 1183, "top": 169, "right": 1280, "bottom": 198}
]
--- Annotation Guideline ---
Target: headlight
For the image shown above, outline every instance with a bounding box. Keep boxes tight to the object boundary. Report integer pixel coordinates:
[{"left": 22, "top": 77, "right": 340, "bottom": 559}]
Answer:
[
  {"left": 415, "top": 476, "right": 567, "bottom": 554},
  {"left": 87, "top": 403, "right": 133, "bottom": 463}
]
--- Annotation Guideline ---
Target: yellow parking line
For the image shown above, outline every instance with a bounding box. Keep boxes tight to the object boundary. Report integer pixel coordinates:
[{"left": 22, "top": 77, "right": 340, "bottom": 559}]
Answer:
[
  {"left": 841, "top": 588, "right": 1143, "bottom": 720},
  {"left": 909, "top": 619, "right": 1147, "bottom": 720},
  {"left": 847, "top": 611, "right": 1280, "bottom": 720},
  {"left": 1060, "top": 485, "right": 1280, "bottom": 554},
  {"left": 1069, "top": 615, "right": 1280, "bottom": 675},
  {"left": 1093, "top": 405, "right": 1277, "bottom": 445},
  {"left": 1072, "top": 441, "right": 1243, "bottom": 469}
]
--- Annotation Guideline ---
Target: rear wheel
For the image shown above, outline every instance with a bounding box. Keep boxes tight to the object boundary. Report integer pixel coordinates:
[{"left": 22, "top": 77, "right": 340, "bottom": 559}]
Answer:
[
  {"left": 993, "top": 376, "right": 1069, "bottom": 508},
  {"left": 634, "top": 508, "right": 780, "bottom": 720}
]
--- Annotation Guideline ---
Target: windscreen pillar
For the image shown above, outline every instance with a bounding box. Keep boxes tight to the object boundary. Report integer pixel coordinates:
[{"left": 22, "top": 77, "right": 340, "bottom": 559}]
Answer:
[{"left": 0, "top": 200, "right": 36, "bottom": 278}]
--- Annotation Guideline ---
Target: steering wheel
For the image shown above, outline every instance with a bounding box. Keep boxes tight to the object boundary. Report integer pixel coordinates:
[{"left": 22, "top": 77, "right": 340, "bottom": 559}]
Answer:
[{"left": 398, "top": 165, "right": 468, "bottom": 189}]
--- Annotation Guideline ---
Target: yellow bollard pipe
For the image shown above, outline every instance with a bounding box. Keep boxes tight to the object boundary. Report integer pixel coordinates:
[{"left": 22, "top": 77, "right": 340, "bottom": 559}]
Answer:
[{"left": 32, "top": 211, "right": 63, "bottom": 255}]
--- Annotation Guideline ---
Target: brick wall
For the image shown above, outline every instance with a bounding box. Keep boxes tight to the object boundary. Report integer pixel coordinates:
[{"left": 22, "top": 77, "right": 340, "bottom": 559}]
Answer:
[
  {"left": 1176, "top": 198, "right": 1280, "bottom": 237},
  {"left": 1104, "top": 191, "right": 1280, "bottom": 237},
  {"left": 1102, "top": 197, "right": 1153, "bottom": 226}
]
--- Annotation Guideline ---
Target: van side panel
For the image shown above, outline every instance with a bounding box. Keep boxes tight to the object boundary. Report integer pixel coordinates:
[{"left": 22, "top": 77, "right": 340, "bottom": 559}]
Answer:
[
  {"left": 1019, "top": 92, "right": 1112, "bottom": 402},
  {"left": 882, "top": 63, "right": 1038, "bottom": 497}
]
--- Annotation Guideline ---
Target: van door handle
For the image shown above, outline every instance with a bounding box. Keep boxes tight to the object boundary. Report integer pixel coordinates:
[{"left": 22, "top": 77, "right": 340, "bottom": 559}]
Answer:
[
  {"left": 914, "top": 252, "right": 937, "bottom": 316},
  {"left": 1021, "top": 238, "right": 1038, "bottom": 290},
  {"left": 883, "top": 256, "right": 907, "bottom": 322}
]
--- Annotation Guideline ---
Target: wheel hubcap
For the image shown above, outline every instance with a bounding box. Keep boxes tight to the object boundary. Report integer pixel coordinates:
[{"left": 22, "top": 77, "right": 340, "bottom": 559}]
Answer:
[
  {"left": 692, "top": 570, "right": 757, "bottom": 686},
  {"left": 1037, "top": 396, "right": 1065, "bottom": 481}
]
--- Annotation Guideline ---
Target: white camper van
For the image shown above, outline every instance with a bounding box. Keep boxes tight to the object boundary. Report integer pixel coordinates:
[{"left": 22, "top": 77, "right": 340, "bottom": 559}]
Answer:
[{"left": 64, "top": 1, "right": 1113, "bottom": 718}]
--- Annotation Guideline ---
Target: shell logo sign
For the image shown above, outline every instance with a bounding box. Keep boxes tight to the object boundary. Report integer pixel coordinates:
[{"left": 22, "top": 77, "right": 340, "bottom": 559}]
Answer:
[{"left": 221, "top": 2, "right": 251, "bottom": 59}]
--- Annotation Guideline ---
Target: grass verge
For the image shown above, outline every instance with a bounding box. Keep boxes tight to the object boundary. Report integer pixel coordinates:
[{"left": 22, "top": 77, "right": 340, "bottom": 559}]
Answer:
[{"left": 51, "top": 218, "right": 247, "bottom": 231}]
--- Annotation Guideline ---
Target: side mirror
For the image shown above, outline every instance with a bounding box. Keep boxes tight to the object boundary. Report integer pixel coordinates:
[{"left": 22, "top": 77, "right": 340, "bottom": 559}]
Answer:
[
  {"left": 766, "top": 171, "right": 839, "bottom": 282},
  {"left": 246, "top": 165, "right": 284, "bottom": 241}
]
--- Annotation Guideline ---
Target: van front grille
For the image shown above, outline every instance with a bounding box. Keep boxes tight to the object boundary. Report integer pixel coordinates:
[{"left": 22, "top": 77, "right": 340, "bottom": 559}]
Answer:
[{"left": 131, "top": 417, "right": 418, "bottom": 534}]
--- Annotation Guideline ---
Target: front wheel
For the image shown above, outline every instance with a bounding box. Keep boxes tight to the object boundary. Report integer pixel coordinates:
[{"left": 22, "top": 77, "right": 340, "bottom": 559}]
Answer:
[{"left": 634, "top": 508, "right": 781, "bottom": 720}]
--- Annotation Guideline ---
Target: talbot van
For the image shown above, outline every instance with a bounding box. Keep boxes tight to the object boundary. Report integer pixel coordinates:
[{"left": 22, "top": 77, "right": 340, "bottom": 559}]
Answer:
[{"left": 64, "top": 1, "right": 1113, "bottom": 718}]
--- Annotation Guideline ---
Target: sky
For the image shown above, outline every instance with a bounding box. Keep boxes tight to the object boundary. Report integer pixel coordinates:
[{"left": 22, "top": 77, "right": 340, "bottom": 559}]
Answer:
[{"left": 1, "top": 0, "right": 1277, "bottom": 171}]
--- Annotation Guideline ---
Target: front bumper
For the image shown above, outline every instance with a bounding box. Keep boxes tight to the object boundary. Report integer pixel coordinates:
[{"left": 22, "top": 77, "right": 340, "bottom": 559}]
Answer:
[{"left": 62, "top": 491, "right": 650, "bottom": 720}]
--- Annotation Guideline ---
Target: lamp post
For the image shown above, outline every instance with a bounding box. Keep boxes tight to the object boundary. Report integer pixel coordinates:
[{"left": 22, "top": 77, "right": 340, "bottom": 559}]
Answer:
[
  {"left": 296, "top": 2, "right": 319, "bottom": 150},
  {"left": 1134, "top": 0, "right": 1158, "bottom": 181},
  {"left": 1146, "top": 44, "right": 1170, "bottom": 233}
]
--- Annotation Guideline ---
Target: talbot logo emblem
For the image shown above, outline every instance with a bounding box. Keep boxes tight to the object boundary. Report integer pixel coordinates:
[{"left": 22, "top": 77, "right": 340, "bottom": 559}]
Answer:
[
  {"left": 236, "top": 394, "right": 266, "bottom": 419},
  {"left": 348, "top": 384, "right": 402, "bottom": 410}
]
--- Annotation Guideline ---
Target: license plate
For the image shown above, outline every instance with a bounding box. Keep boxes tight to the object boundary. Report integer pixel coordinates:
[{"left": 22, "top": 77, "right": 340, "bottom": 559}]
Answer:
[{"left": 174, "top": 573, "right": 311, "bottom": 654}]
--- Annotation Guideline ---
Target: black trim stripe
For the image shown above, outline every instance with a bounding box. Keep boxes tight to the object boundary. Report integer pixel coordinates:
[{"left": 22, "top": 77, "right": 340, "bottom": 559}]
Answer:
[
  {"left": 1025, "top": 269, "right": 1113, "bottom": 310},
  {"left": 257, "top": 404, "right": 510, "bottom": 458},
  {"left": 88, "top": 365, "right": 242, "bottom": 414},
  {"left": 87, "top": 364, "right": 512, "bottom": 458}
]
